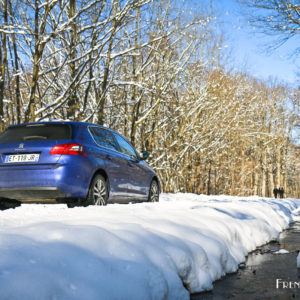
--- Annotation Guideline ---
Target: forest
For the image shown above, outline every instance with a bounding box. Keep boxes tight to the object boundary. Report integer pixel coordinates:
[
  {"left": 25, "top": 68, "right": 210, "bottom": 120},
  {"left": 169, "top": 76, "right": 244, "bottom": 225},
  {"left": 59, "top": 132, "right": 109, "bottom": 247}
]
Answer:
[{"left": 0, "top": 0, "right": 299, "bottom": 197}]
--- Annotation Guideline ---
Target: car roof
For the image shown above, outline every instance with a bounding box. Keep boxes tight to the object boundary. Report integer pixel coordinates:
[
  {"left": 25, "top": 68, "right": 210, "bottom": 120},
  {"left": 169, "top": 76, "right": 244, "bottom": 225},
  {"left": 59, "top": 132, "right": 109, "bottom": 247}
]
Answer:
[
  {"left": 7, "top": 121, "right": 127, "bottom": 140},
  {"left": 8, "top": 121, "right": 109, "bottom": 130},
  {"left": 9, "top": 121, "right": 94, "bottom": 127}
]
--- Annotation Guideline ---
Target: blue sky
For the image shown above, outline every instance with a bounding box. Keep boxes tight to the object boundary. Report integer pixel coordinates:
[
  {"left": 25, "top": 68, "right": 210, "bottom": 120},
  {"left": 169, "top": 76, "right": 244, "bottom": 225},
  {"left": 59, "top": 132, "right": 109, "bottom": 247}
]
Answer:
[{"left": 213, "top": 0, "right": 299, "bottom": 86}]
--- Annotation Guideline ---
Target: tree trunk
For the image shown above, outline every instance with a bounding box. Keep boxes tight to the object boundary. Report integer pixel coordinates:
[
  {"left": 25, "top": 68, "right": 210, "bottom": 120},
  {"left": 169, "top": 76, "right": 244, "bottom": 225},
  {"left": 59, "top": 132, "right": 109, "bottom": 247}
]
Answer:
[
  {"left": 268, "top": 157, "right": 274, "bottom": 198},
  {"left": 230, "top": 163, "right": 235, "bottom": 195},
  {"left": 0, "top": 0, "right": 8, "bottom": 131},
  {"left": 207, "top": 161, "right": 212, "bottom": 195},
  {"left": 11, "top": 25, "right": 21, "bottom": 123},
  {"left": 129, "top": 7, "right": 141, "bottom": 146},
  {"left": 261, "top": 152, "right": 267, "bottom": 197},
  {"left": 98, "top": 0, "right": 117, "bottom": 125},
  {"left": 66, "top": 0, "right": 78, "bottom": 120},
  {"left": 253, "top": 156, "right": 259, "bottom": 195},
  {"left": 276, "top": 147, "right": 281, "bottom": 188}
]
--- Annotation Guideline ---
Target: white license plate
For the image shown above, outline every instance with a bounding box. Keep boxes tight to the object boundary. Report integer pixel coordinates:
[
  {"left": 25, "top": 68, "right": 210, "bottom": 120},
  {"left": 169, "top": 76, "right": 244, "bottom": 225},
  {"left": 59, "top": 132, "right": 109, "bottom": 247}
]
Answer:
[{"left": 7, "top": 154, "right": 40, "bottom": 163}]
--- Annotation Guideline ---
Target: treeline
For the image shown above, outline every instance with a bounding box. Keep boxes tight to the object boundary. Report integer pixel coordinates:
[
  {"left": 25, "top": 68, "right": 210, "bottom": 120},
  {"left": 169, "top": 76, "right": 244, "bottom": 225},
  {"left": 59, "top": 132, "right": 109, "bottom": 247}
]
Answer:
[{"left": 0, "top": 0, "right": 299, "bottom": 198}]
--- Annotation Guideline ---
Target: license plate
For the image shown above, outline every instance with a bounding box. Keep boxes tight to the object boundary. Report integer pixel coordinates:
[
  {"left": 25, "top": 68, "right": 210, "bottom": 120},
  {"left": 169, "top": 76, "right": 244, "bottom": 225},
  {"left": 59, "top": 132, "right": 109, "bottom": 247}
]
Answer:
[{"left": 7, "top": 154, "right": 40, "bottom": 163}]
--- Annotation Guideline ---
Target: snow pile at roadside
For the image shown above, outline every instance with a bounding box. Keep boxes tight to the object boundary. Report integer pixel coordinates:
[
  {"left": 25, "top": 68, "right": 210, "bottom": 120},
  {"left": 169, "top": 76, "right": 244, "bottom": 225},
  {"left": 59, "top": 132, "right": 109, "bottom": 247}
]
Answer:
[{"left": 0, "top": 194, "right": 299, "bottom": 300}]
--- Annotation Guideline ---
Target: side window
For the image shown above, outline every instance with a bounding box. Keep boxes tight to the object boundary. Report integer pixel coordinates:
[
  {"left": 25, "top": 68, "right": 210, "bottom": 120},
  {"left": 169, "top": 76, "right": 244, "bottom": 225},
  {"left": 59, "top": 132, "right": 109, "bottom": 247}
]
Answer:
[
  {"left": 89, "top": 127, "right": 118, "bottom": 151},
  {"left": 113, "top": 133, "right": 138, "bottom": 159}
]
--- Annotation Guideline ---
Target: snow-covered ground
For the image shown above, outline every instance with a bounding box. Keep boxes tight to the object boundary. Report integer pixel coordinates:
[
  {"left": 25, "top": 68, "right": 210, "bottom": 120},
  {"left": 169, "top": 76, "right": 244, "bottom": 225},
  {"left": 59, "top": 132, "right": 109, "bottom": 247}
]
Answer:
[{"left": 1, "top": 193, "right": 300, "bottom": 300}]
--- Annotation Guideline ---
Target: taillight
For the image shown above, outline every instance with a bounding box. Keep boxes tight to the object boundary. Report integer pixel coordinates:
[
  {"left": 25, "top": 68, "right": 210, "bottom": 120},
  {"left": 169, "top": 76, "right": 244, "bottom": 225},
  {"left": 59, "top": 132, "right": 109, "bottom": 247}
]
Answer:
[{"left": 50, "top": 143, "right": 87, "bottom": 157}]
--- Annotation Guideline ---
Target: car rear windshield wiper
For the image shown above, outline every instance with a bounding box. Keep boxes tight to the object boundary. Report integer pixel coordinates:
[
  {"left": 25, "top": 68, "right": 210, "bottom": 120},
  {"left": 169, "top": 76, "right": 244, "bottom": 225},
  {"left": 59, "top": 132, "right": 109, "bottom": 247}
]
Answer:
[{"left": 23, "top": 135, "right": 47, "bottom": 140}]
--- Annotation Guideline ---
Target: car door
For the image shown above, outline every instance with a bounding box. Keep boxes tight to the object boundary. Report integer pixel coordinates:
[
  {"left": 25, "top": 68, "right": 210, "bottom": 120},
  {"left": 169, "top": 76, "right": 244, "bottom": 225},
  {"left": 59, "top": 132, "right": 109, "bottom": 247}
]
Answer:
[
  {"left": 89, "top": 126, "right": 130, "bottom": 202},
  {"left": 112, "top": 132, "right": 150, "bottom": 201}
]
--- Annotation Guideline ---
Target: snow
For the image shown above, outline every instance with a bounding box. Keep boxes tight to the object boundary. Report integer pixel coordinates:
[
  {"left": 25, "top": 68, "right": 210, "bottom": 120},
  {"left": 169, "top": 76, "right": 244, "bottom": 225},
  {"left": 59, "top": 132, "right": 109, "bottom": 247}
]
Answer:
[
  {"left": 0, "top": 193, "right": 299, "bottom": 300},
  {"left": 274, "top": 249, "right": 289, "bottom": 254},
  {"left": 292, "top": 207, "right": 300, "bottom": 222}
]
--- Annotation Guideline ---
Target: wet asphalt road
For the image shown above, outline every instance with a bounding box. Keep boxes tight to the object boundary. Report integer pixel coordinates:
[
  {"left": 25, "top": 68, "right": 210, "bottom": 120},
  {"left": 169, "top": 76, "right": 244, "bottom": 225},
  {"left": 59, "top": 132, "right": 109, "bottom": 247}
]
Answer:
[{"left": 191, "top": 222, "right": 300, "bottom": 300}]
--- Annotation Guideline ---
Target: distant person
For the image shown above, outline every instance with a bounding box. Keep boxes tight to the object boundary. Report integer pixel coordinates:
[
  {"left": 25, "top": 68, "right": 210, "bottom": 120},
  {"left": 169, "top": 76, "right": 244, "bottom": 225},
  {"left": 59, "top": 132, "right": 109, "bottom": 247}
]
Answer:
[
  {"left": 279, "top": 187, "right": 284, "bottom": 198},
  {"left": 273, "top": 188, "right": 278, "bottom": 198}
]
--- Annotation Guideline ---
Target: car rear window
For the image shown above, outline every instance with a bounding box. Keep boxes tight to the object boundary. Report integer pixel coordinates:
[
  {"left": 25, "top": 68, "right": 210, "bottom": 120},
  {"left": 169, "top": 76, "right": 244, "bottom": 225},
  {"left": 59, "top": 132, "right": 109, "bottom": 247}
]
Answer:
[{"left": 0, "top": 124, "right": 72, "bottom": 143}]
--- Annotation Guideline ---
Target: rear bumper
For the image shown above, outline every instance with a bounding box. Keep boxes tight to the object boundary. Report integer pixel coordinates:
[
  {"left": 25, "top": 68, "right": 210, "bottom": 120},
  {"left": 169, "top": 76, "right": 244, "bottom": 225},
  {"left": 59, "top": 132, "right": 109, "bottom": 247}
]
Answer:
[
  {"left": 0, "top": 187, "right": 66, "bottom": 200},
  {"left": 0, "top": 161, "right": 92, "bottom": 200}
]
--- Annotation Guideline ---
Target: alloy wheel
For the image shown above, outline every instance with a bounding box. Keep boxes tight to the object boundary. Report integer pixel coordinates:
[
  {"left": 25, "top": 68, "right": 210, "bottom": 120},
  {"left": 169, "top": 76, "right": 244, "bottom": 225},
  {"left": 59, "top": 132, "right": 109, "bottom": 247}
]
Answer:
[
  {"left": 86, "top": 175, "right": 108, "bottom": 206},
  {"left": 93, "top": 177, "right": 107, "bottom": 205},
  {"left": 149, "top": 181, "right": 159, "bottom": 202}
]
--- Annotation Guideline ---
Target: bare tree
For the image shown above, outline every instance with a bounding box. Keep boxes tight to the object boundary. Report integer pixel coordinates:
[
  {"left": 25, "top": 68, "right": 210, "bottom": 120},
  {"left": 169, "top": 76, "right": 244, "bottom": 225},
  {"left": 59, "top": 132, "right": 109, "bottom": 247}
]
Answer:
[
  {"left": 0, "top": 0, "right": 8, "bottom": 131},
  {"left": 239, "top": 0, "right": 300, "bottom": 55},
  {"left": 0, "top": 0, "right": 299, "bottom": 197}
]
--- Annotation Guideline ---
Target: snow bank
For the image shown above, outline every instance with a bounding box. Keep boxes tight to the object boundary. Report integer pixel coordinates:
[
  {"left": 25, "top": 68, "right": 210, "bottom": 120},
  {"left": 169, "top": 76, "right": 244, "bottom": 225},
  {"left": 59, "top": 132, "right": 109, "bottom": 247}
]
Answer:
[{"left": 0, "top": 194, "right": 299, "bottom": 300}]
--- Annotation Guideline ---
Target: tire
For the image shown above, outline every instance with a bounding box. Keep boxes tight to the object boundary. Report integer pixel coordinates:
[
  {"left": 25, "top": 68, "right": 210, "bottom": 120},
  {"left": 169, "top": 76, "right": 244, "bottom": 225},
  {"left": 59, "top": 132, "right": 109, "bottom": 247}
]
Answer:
[
  {"left": 148, "top": 180, "right": 159, "bottom": 202},
  {"left": 86, "top": 175, "right": 108, "bottom": 206},
  {"left": 66, "top": 198, "right": 82, "bottom": 208},
  {"left": 0, "top": 198, "right": 21, "bottom": 210},
  {"left": 67, "top": 201, "right": 78, "bottom": 208}
]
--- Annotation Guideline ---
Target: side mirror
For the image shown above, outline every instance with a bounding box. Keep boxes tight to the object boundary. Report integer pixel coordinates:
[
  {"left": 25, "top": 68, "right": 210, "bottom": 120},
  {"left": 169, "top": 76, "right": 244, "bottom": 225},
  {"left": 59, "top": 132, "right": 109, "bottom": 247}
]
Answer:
[{"left": 141, "top": 150, "right": 149, "bottom": 160}]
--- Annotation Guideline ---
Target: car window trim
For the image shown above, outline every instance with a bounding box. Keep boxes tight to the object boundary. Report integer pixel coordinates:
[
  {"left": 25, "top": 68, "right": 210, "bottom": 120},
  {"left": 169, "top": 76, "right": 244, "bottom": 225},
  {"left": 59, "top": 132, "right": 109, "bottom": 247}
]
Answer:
[
  {"left": 88, "top": 126, "right": 122, "bottom": 154},
  {"left": 111, "top": 132, "right": 140, "bottom": 160},
  {"left": 87, "top": 126, "right": 140, "bottom": 160}
]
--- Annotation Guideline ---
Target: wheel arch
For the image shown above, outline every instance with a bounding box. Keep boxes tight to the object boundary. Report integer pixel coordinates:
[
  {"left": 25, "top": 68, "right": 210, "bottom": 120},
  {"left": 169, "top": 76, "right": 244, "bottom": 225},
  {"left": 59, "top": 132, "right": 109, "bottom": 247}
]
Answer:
[{"left": 89, "top": 168, "right": 110, "bottom": 197}]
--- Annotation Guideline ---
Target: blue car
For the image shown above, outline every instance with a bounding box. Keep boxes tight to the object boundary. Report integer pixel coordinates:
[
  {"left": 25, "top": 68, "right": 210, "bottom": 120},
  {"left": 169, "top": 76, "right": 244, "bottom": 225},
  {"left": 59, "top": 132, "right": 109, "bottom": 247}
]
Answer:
[{"left": 0, "top": 122, "right": 160, "bottom": 208}]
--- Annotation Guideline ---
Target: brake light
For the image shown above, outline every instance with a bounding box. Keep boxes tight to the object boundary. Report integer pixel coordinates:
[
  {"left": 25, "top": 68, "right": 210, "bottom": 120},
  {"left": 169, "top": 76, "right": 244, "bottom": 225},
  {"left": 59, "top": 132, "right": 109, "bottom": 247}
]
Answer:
[{"left": 50, "top": 143, "right": 86, "bottom": 157}]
